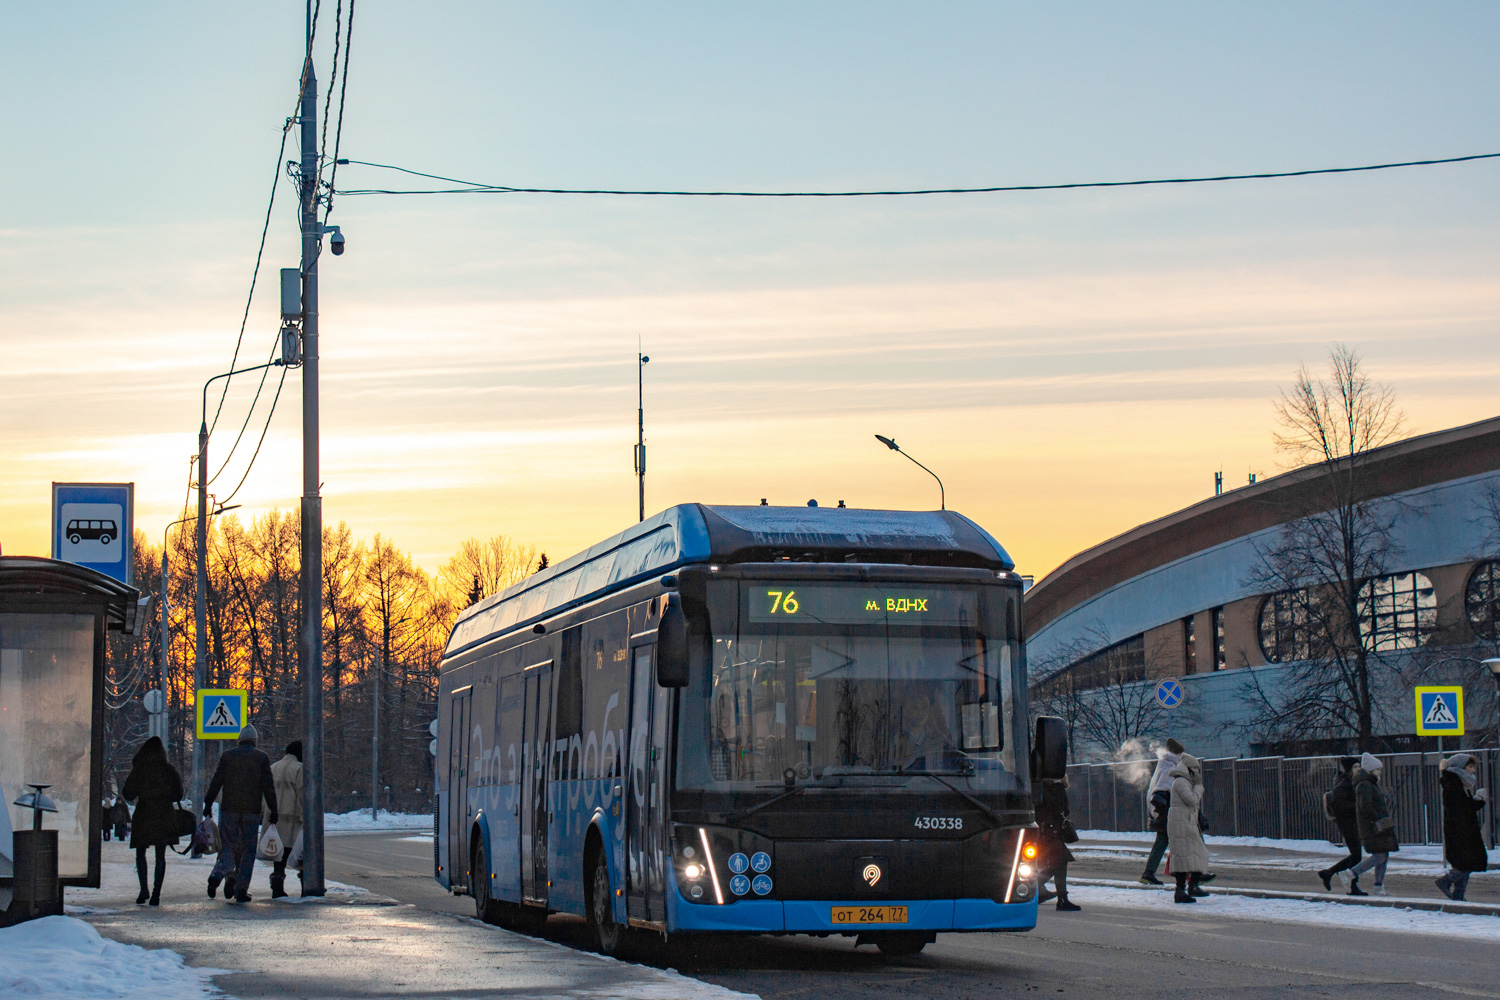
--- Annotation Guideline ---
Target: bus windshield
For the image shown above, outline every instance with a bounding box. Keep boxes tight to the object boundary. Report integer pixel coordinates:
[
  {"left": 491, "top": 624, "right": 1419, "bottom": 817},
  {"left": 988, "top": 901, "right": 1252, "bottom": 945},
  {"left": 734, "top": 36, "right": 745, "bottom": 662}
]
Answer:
[{"left": 676, "top": 582, "right": 1022, "bottom": 796}]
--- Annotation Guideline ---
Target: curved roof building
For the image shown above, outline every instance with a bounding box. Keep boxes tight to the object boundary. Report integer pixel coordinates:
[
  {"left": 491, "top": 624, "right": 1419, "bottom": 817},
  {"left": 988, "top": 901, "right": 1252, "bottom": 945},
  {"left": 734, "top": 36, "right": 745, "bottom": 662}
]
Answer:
[{"left": 1024, "top": 415, "right": 1500, "bottom": 758}]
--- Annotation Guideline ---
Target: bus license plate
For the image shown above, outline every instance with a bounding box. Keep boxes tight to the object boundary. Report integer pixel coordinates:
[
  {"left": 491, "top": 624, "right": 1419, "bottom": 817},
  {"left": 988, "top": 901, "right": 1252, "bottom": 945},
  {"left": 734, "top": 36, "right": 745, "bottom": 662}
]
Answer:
[{"left": 831, "top": 905, "right": 908, "bottom": 925}]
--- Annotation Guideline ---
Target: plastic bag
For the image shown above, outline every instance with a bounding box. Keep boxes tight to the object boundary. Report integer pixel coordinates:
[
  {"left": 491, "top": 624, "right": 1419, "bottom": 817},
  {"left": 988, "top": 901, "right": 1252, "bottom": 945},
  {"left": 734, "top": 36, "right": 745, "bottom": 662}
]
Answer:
[{"left": 257, "top": 823, "right": 284, "bottom": 860}]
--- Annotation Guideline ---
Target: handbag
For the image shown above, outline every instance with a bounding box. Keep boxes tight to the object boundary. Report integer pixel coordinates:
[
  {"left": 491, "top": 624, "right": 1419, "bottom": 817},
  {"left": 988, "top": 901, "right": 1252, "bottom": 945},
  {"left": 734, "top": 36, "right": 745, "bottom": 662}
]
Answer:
[
  {"left": 172, "top": 804, "right": 197, "bottom": 838},
  {"left": 257, "top": 823, "right": 285, "bottom": 860},
  {"left": 1061, "top": 819, "right": 1080, "bottom": 844}
]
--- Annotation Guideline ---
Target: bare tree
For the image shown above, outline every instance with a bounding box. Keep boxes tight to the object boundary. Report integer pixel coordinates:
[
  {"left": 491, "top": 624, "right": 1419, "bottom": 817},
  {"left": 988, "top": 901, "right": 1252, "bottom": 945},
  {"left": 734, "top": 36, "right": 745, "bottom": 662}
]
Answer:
[
  {"left": 1238, "top": 345, "right": 1415, "bottom": 752},
  {"left": 1030, "top": 625, "right": 1191, "bottom": 762},
  {"left": 440, "top": 534, "right": 539, "bottom": 609}
]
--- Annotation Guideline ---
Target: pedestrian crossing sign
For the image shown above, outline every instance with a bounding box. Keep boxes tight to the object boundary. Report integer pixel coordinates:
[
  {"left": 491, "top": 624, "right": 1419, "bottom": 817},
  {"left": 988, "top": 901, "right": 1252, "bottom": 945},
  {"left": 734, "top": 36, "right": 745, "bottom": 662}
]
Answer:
[
  {"left": 196, "top": 688, "right": 249, "bottom": 739},
  {"left": 1414, "top": 686, "right": 1464, "bottom": 736}
]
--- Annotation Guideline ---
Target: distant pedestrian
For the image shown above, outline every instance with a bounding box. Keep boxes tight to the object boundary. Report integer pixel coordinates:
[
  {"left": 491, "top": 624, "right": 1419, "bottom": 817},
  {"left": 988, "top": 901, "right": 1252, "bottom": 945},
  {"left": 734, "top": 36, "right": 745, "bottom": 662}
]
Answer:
[
  {"left": 1316, "top": 756, "right": 1362, "bottom": 891},
  {"left": 265, "top": 740, "right": 304, "bottom": 899},
  {"left": 1139, "top": 737, "right": 1184, "bottom": 886},
  {"left": 203, "top": 724, "right": 277, "bottom": 904},
  {"left": 1435, "top": 754, "right": 1488, "bottom": 902},
  {"left": 1034, "top": 774, "right": 1081, "bottom": 911},
  {"left": 101, "top": 796, "right": 115, "bottom": 841},
  {"left": 1167, "top": 752, "right": 1210, "bottom": 903},
  {"left": 1348, "top": 752, "right": 1397, "bottom": 896},
  {"left": 120, "top": 736, "right": 184, "bottom": 906},
  {"left": 112, "top": 797, "right": 131, "bottom": 842}
]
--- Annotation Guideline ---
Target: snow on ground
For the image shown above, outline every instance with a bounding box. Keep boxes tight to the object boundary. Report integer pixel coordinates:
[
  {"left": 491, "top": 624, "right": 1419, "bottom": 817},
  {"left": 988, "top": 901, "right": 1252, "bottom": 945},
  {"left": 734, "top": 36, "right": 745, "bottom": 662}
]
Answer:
[
  {"left": 1080, "top": 830, "right": 1449, "bottom": 861},
  {"left": 323, "top": 809, "right": 434, "bottom": 833},
  {"left": 1073, "top": 882, "right": 1500, "bottom": 940},
  {"left": 397, "top": 833, "right": 434, "bottom": 843},
  {"left": 0, "top": 915, "right": 228, "bottom": 1000}
]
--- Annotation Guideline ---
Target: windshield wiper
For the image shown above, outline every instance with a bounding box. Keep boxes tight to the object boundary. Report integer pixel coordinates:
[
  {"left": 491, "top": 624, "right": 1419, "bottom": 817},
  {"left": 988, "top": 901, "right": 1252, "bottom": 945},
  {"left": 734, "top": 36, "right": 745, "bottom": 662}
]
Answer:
[
  {"left": 727, "top": 784, "right": 809, "bottom": 823},
  {"left": 903, "top": 770, "right": 1006, "bottom": 825}
]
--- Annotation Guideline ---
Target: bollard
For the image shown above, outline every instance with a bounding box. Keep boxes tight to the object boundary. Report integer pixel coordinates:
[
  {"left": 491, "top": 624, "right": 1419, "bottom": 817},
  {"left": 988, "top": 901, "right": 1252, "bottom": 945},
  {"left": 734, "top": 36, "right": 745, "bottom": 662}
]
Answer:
[{"left": 9, "top": 784, "right": 62, "bottom": 923}]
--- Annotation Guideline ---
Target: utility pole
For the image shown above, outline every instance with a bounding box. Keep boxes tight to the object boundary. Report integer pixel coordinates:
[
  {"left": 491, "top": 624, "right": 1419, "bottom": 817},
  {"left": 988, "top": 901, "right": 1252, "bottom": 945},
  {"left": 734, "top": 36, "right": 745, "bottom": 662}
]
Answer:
[
  {"left": 635, "top": 348, "right": 649, "bottom": 522},
  {"left": 370, "top": 647, "right": 380, "bottom": 822},
  {"left": 193, "top": 424, "right": 208, "bottom": 818},
  {"left": 298, "top": 1, "right": 327, "bottom": 897}
]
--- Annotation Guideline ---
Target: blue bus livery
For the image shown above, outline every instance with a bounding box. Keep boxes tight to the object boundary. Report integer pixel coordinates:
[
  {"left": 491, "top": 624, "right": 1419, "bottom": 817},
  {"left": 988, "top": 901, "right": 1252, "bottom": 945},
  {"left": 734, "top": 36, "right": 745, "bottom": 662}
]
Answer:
[{"left": 436, "top": 504, "right": 1057, "bottom": 955}]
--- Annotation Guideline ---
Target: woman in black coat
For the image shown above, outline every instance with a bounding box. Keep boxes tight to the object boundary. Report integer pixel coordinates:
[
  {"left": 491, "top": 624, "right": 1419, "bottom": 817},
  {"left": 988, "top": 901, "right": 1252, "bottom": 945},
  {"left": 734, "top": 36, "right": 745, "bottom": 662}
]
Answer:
[
  {"left": 1034, "top": 776, "right": 1081, "bottom": 911},
  {"left": 1317, "top": 756, "right": 1361, "bottom": 891},
  {"left": 120, "top": 736, "right": 183, "bottom": 906},
  {"left": 1436, "top": 754, "right": 1488, "bottom": 902}
]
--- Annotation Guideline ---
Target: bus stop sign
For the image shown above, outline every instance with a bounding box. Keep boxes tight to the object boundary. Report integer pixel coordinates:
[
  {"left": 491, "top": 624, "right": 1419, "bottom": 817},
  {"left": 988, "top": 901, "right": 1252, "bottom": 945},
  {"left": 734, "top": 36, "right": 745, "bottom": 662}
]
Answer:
[
  {"left": 1414, "top": 686, "right": 1464, "bottom": 736},
  {"left": 52, "top": 483, "right": 134, "bottom": 586}
]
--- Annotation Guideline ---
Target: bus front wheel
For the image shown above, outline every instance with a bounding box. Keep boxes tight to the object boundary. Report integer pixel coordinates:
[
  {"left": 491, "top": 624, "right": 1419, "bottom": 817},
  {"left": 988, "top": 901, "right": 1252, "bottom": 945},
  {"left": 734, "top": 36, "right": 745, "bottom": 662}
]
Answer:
[
  {"left": 871, "top": 931, "right": 933, "bottom": 956},
  {"left": 589, "top": 850, "right": 623, "bottom": 956}
]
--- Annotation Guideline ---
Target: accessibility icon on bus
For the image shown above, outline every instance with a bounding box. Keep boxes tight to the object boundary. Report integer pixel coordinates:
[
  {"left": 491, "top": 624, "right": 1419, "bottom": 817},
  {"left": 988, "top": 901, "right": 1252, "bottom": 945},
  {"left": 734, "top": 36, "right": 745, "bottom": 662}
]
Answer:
[{"left": 197, "top": 688, "right": 249, "bottom": 739}]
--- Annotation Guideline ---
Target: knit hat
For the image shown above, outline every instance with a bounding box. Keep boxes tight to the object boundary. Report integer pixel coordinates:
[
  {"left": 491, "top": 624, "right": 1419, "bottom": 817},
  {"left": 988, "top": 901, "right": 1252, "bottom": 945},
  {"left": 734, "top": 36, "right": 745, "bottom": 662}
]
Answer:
[
  {"left": 1442, "top": 753, "right": 1471, "bottom": 772},
  {"left": 238, "top": 723, "right": 258, "bottom": 743},
  {"left": 1165, "top": 738, "right": 1185, "bottom": 755},
  {"left": 1359, "top": 752, "right": 1382, "bottom": 773}
]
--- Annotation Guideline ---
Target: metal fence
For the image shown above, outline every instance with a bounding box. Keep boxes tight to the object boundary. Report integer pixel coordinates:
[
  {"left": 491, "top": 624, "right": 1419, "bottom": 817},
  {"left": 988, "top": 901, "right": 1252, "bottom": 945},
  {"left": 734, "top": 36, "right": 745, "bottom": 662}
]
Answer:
[{"left": 1066, "top": 749, "right": 1498, "bottom": 849}]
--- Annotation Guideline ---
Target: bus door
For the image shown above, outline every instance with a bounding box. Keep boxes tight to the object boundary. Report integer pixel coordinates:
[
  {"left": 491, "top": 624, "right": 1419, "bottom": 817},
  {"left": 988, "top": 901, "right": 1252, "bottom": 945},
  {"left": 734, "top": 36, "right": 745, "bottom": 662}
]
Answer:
[
  {"left": 626, "top": 643, "right": 671, "bottom": 923},
  {"left": 446, "top": 686, "right": 472, "bottom": 890},
  {"left": 520, "top": 661, "right": 553, "bottom": 906}
]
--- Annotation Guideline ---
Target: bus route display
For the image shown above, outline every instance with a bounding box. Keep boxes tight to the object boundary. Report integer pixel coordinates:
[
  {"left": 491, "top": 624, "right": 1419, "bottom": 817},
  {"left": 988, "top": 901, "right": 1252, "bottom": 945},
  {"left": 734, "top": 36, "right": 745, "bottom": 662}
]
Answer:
[{"left": 747, "top": 583, "right": 979, "bottom": 625}]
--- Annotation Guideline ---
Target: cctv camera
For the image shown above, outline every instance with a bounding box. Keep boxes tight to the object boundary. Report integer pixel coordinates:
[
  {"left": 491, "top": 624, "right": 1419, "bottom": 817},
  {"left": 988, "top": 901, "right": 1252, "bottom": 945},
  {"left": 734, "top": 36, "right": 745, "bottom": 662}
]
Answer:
[{"left": 329, "top": 230, "right": 346, "bottom": 255}]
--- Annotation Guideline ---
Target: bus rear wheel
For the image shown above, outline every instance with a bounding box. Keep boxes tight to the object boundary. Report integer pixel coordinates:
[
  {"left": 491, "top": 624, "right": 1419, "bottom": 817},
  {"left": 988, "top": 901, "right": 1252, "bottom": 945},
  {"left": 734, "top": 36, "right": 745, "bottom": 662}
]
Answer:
[
  {"left": 589, "top": 850, "right": 623, "bottom": 956},
  {"left": 472, "top": 842, "right": 501, "bottom": 925}
]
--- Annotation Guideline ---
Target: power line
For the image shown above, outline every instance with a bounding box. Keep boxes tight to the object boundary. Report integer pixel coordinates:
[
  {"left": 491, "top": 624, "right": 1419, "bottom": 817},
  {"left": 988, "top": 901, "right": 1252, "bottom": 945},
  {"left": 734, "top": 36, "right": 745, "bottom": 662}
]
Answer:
[
  {"left": 205, "top": 330, "right": 283, "bottom": 487},
  {"left": 322, "top": 0, "right": 356, "bottom": 225},
  {"left": 216, "top": 363, "right": 291, "bottom": 509},
  {"left": 332, "top": 151, "right": 1500, "bottom": 199}
]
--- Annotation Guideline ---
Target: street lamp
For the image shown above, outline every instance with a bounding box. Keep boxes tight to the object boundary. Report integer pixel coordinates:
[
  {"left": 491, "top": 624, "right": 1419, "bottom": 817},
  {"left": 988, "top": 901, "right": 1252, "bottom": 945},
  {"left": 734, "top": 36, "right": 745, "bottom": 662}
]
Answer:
[
  {"left": 636, "top": 349, "right": 649, "bottom": 523},
  {"left": 874, "top": 434, "right": 945, "bottom": 510}
]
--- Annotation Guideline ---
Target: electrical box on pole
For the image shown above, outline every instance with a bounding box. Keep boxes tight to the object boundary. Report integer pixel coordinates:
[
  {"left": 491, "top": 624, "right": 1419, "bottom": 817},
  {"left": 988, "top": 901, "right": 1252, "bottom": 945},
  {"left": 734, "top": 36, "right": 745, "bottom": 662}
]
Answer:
[{"left": 280, "top": 268, "right": 302, "bottom": 322}]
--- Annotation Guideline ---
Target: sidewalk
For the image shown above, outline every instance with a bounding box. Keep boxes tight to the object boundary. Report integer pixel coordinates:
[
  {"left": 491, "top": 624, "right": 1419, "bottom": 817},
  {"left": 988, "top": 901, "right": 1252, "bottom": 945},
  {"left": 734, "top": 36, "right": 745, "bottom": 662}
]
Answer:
[
  {"left": 1073, "top": 830, "right": 1499, "bottom": 908},
  {"left": 4, "top": 840, "right": 757, "bottom": 1000}
]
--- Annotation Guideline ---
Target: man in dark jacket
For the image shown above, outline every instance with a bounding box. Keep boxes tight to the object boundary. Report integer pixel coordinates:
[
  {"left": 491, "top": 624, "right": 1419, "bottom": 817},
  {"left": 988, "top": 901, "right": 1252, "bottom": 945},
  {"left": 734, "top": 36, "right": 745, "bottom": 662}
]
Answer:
[
  {"left": 1316, "top": 756, "right": 1361, "bottom": 891},
  {"left": 204, "top": 723, "right": 277, "bottom": 903}
]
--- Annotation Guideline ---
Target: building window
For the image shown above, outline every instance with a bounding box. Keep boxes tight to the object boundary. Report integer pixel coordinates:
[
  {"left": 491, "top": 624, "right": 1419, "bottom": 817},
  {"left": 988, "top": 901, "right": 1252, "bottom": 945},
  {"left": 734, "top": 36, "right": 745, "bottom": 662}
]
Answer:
[
  {"left": 1258, "top": 590, "right": 1318, "bottom": 664},
  {"left": 1358, "top": 572, "right": 1436, "bottom": 652},
  {"left": 1183, "top": 615, "right": 1197, "bottom": 675},
  {"left": 1211, "top": 607, "right": 1226, "bottom": 670},
  {"left": 1041, "top": 635, "right": 1146, "bottom": 696},
  {"left": 1467, "top": 560, "right": 1500, "bottom": 641}
]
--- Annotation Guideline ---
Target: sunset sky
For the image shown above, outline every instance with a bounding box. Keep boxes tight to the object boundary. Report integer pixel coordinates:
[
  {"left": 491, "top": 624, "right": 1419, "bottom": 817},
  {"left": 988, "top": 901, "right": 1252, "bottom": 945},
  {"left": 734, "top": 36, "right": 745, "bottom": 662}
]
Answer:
[{"left": 3, "top": 3, "right": 1497, "bottom": 582}]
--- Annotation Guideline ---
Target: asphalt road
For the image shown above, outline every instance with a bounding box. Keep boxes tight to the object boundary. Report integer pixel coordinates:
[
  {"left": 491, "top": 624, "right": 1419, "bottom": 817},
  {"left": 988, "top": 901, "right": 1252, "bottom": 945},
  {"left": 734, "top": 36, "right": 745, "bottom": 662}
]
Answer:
[{"left": 326, "top": 831, "right": 1499, "bottom": 1000}]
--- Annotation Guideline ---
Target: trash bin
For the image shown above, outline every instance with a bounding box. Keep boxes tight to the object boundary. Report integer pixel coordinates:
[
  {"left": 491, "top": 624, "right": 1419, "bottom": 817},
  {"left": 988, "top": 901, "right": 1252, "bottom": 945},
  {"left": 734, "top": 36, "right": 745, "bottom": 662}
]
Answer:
[{"left": 6, "top": 785, "right": 62, "bottom": 924}]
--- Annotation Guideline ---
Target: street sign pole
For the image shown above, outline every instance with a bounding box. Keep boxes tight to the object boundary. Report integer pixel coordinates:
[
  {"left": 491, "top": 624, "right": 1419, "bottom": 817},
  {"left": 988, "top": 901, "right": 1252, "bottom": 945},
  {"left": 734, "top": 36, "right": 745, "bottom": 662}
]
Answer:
[{"left": 193, "top": 424, "right": 208, "bottom": 820}]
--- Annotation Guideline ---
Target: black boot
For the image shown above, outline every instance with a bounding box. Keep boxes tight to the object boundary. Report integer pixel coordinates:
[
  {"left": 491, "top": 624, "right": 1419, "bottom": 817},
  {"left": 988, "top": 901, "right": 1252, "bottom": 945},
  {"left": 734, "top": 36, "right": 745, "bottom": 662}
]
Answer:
[
  {"left": 1189, "top": 875, "right": 1209, "bottom": 898},
  {"left": 135, "top": 851, "right": 150, "bottom": 905},
  {"left": 270, "top": 873, "right": 287, "bottom": 899},
  {"left": 223, "top": 876, "right": 237, "bottom": 901},
  {"left": 1054, "top": 871, "right": 1081, "bottom": 911},
  {"left": 208, "top": 875, "right": 221, "bottom": 899},
  {"left": 150, "top": 861, "right": 165, "bottom": 906},
  {"left": 1173, "top": 873, "right": 1196, "bottom": 904},
  {"left": 1317, "top": 868, "right": 1334, "bottom": 892}
]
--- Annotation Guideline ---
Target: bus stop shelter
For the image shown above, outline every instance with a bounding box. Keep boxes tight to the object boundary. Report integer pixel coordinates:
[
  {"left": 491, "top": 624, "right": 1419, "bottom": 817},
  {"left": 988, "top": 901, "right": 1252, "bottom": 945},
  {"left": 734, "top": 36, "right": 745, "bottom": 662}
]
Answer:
[{"left": 0, "top": 556, "right": 139, "bottom": 923}]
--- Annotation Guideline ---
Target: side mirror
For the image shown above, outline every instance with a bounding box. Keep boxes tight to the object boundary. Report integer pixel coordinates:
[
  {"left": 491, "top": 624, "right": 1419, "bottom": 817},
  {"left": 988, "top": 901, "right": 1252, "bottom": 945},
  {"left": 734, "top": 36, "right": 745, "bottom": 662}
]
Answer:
[
  {"left": 1032, "top": 716, "right": 1067, "bottom": 781},
  {"left": 656, "top": 594, "right": 689, "bottom": 688}
]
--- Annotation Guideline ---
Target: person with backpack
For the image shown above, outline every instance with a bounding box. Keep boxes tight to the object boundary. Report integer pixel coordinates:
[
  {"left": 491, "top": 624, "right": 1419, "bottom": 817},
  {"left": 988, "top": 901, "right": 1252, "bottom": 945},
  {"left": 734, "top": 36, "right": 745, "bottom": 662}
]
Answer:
[
  {"left": 1139, "top": 738, "right": 1183, "bottom": 886},
  {"left": 1316, "top": 756, "right": 1361, "bottom": 891},
  {"left": 1435, "top": 753, "right": 1488, "bottom": 901},
  {"left": 120, "top": 736, "right": 184, "bottom": 906},
  {"left": 1347, "top": 752, "right": 1397, "bottom": 896},
  {"left": 203, "top": 724, "right": 277, "bottom": 904}
]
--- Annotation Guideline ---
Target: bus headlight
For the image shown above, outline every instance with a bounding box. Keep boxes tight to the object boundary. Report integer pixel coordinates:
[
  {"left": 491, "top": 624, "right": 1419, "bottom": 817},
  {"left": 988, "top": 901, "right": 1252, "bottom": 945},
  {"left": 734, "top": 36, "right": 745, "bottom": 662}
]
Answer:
[
  {"left": 683, "top": 863, "right": 704, "bottom": 880},
  {"left": 1017, "top": 863, "right": 1033, "bottom": 879}
]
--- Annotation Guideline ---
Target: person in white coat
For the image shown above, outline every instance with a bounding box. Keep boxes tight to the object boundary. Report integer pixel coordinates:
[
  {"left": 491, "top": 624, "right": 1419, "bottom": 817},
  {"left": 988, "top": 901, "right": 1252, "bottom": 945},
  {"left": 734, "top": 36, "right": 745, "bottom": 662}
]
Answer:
[
  {"left": 1167, "top": 753, "right": 1211, "bottom": 903},
  {"left": 264, "top": 740, "right": 304, "bottom": 899}
]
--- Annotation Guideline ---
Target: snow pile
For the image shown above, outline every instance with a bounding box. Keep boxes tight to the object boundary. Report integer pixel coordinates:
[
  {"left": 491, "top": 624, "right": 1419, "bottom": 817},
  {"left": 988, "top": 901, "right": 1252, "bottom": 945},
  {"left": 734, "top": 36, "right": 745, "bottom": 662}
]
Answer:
[
  {"left": 0, "top": 915, "right": 227, "bottom": 1000},
  {"left": 1079, "top": 830, "right": 1448, "bottom": 860},
  {"left": 323, "top": 809, "right": 433, "bottom": 833},
  {"left": 1073, "top": 883, "right": 1500, "bottom": 940}
]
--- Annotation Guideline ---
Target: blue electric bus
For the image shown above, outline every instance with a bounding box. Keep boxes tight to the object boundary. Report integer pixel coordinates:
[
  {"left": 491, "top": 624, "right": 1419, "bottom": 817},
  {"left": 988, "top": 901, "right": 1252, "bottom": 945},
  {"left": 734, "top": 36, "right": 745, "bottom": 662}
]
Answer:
[{"left": 435, "top": 504, "right": 1062, "bottom": 955}]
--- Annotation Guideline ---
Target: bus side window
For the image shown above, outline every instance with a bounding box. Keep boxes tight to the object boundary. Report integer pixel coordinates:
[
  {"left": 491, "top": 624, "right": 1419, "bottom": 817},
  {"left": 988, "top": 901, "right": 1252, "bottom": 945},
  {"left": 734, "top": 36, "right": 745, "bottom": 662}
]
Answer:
[
  {"left": 583, "top": 614, "right": 628, "bottom": 781},
  {"left": 556, "top": 628, "right": 583, "bottom": 779},
  {"left": 498, "top": 670, "right": 523, "bottom": 785}
]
